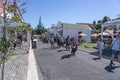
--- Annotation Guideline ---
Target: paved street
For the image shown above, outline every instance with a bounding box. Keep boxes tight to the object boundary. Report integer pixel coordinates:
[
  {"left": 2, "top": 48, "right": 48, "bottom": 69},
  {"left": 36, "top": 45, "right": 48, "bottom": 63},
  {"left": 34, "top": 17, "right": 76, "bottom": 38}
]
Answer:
[{"left": 34, "top": 42, "right": 120, "bottom": 80}]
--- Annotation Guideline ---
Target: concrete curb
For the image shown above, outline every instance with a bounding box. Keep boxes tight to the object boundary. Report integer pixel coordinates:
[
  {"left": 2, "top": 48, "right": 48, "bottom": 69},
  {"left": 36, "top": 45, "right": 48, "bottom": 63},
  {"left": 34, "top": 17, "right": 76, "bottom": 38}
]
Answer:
[{"left": 27, "top": 41, "right": 40, "bottom": 80}]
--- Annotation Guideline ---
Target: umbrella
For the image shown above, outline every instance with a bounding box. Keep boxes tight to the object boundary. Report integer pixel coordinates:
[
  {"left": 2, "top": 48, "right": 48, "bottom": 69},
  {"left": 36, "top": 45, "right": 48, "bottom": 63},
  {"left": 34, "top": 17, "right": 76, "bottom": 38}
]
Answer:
[
  {"left": 79, "top": 33, "right": 86, "bottom": 36},
  {"left": 91, "top": 33, "right": 99, "bottom": 37}
]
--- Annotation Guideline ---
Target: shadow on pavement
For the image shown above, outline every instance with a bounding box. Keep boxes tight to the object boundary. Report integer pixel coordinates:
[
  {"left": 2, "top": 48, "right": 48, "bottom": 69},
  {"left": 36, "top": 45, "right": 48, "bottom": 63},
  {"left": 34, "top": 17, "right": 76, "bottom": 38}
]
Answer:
[
  {"left": 78, "top": 49, "right": 92, "bottom": 54},
  {"left": 90, "top": 50, "right": 119, "bottom": 61},
  {"left": 105, "top": 65, "right": 120, "bottom": 73},
  {"left": 58, "top": 49, "right": 68, "bottom": 52},
  {"left": 61, "top": 54, "right": 72, "bottom": 59},
  {"left": 41, "top": 46, "right": 59, "bottom": 50},
  {"left": 92, "top": 57, "right": 101, "bottom": 60}
]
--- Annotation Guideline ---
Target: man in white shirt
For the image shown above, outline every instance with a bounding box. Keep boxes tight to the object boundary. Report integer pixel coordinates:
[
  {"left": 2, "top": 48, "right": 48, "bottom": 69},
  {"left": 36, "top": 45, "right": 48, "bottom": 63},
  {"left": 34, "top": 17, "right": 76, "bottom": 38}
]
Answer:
[{"left": 110, "top": 34, "right": 120, "bottom": 65}]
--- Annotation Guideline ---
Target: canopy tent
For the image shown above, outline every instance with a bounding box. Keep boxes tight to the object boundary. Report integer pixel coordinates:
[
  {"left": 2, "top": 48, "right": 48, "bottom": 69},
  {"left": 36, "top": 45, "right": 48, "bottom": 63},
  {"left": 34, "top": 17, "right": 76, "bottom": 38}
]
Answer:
[
  {"left": 101, "top": 20, "right": 120, "bottom": 28},
  {"left": 101, "top": 20, "right": 120, "bottom": 39},
  {"left": 99, "top": 32, "right": 110, "bottom": 35}
]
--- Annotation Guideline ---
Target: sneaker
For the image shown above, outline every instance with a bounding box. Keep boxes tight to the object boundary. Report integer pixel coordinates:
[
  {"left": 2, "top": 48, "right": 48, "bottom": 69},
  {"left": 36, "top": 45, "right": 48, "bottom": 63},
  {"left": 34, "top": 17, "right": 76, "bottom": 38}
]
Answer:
[{"left": 110, "top": 61, "right": 115, "bottom": 65}]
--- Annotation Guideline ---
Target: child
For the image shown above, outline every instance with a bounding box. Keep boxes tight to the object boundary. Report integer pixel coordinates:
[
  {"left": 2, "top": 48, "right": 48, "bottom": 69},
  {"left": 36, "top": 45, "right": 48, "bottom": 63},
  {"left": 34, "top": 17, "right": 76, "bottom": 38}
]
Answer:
[{"left": 97, "top": 39, "right": 104, "bottom": 58}]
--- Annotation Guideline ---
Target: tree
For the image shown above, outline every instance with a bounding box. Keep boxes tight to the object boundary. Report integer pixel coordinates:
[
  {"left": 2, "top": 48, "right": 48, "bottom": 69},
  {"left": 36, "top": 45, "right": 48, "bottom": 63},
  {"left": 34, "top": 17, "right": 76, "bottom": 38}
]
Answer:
[
  {"left": 93, "top": 20, "right": 96, "bottom": 27},
  {"left": 35, "top": 16, "right": 46, "bottom": 35},
  {"left": 102, "top": 16, "right": 111, "bottom": 24},
  {"left": 0, "top": 0, "right": 13, "bottom": 80},
  {"left": 95, "top": 20, "right": 102, "bottom": 30},
  {"left": 0, "top": 0, "right": 27, "bottom": 80}
]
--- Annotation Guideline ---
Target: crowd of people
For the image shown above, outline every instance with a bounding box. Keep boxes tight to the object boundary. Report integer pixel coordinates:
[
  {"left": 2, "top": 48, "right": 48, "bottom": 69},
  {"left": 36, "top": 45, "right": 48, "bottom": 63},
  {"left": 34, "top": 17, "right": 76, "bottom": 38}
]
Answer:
[
  {"left": 46, "top": 35, "right": 78, "bottom": 56},
  {"left": 41, "top": 34, "right": 120, "bottom": 64}
]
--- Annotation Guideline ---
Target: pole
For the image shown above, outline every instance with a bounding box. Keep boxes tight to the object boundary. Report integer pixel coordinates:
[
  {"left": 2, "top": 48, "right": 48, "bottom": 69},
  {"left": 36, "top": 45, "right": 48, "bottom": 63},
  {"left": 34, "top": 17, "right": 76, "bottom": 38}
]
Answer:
[
  {"left": 101, "top": 27, "right": 103, "bottom": 39},
  {"left": 117, "top": 25, "right": 119, "bottom": 34}
]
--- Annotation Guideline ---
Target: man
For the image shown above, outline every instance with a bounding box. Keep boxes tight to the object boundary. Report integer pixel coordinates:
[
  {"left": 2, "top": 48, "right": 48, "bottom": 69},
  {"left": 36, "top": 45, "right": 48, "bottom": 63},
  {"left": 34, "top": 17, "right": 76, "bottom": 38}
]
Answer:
[
  {"left": 66, "top": 36, "right": 70, "bottom": 51},
  {"left": 110, "top": 34, "right": 120, "bottom": 65}
]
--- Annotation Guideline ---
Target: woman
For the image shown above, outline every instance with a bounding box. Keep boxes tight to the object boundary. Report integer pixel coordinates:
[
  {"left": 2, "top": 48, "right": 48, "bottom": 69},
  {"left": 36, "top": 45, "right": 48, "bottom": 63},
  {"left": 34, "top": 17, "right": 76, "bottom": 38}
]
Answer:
[{"left": 71, "top": 38, "right": 77, "bottom": 56}]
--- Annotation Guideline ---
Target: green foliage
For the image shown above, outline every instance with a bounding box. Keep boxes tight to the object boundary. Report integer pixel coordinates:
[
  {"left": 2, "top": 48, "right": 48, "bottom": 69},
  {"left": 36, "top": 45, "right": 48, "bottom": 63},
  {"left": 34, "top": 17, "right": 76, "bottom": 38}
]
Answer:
[
  {"left": 94, "top": 16, "right": 111, "bottom": 32},
  {"left": 0, "top": 61, "right": 2, "bottom": 65},
  {"left": 102, "top": 16, "right": 111, "bottom": 24},
  {"left": 79, "top": 41, "right": 98, "bottom": 49},
  {"left": 0, "top": 38, "right": 15, "bottom": 66},
  {"left": 8, "top": 50, "right": 15, "bottom": 56},
  {"left": 34, "top": 16, "right": 47, "bottom": 35},
  {"left": 12, "top": 16, "right": 22, "bottom": 22},
  {"left": 5, "top": 6, "right": 15, "bottom": 12},
  {"left": 0, "top": 50, "right": 15, "bottom": 65},
  {"left": 95, "top": 20, "right": 102, "bottom": 30},
  {"left": 15, "top": 23, "right": 32, "bottom": 32},
  {"left": 93, "top": 20, "right": 96, "bottom": 27},
  {"left": 0, "top": 38, "right": 13, "bottom": 52}
]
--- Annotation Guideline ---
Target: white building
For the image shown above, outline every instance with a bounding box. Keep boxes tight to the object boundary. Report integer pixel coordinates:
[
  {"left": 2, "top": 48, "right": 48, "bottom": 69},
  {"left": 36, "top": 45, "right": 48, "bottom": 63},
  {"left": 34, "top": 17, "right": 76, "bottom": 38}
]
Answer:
[
  {"left": 49, "top": 24, "right": 58, "bottom": 36},
  {"left": 56, "top": 21, "right": 92, "bottom": 41}
]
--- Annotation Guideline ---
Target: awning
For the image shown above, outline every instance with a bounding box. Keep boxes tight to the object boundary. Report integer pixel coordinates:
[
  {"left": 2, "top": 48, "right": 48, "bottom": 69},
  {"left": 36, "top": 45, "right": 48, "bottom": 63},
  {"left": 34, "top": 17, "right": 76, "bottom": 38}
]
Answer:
[
  {"left": 99, "top": 32, "right": 110, "bottom": 35},
  {"left": 101, "top": 20, "right": 120, "bottom": 28}
]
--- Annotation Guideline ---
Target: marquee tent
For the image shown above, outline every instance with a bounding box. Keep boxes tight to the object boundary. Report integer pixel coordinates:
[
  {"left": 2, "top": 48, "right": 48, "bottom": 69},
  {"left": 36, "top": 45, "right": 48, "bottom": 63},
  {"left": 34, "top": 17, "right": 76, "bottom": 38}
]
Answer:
[
  {"left": 101, "top": 20, "right": 120, "bottom": 28},
  {"left": 101, "top": 20, "right": 120, "bottom": 39}
]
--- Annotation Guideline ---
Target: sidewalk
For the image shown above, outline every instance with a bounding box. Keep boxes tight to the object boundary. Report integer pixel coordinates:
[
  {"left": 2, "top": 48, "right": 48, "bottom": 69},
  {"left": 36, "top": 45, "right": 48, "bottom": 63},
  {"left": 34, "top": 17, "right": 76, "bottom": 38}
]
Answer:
[
  {"left": 0, "top": 42, "right": 29, "bottom": 80},
  {"left": 0, "top": 40, "right": 42, "bottom": 80}
]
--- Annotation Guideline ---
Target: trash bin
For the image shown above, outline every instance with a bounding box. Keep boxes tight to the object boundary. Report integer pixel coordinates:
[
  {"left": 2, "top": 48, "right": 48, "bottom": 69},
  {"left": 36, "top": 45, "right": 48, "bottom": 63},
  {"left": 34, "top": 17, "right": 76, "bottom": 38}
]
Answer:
[{"left": 32, "top": 41, "right": 37, "bottom": 49}]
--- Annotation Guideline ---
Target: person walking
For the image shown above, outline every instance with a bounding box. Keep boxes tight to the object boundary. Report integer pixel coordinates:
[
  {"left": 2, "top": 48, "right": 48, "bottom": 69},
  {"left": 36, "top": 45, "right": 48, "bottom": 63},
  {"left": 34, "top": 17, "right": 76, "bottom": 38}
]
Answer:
[
  {"left": 97, "top": 39, "right": 104, "bottom": 59},
  {"left": 56, "top": 37, "right": 60, "bottom": 48},
  {"left": 66, "top": 36, "right": 71, "bottom": 51},
  {"left": 110, "top": 34, "right": 120, "bottom": 65},
  {"left": 71, "top": 38, "right": 77, "bottom": 56},
  {"left": 59, "top": 36, "right": 64, "bottom": 49},
  {"left": 50, "top": 36, "right": 54, "bottom": 48}
]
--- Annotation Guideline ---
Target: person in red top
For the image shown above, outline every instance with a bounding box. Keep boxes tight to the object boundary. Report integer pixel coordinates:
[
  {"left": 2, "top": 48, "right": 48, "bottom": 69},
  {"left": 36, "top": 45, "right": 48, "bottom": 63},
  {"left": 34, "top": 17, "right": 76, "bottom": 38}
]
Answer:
[{"left": 71, "top": 38, "right": 77, "bottom": 56}]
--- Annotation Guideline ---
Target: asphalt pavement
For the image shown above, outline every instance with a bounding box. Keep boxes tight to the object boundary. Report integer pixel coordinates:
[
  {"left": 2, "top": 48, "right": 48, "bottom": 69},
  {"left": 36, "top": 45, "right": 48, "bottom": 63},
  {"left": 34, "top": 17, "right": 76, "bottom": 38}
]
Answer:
[
  {"left": 0, "top": 41, "right": 120, "bottom": 80},
  {"left": 34, "top": 42, "right": 120, "bottom": 80}
]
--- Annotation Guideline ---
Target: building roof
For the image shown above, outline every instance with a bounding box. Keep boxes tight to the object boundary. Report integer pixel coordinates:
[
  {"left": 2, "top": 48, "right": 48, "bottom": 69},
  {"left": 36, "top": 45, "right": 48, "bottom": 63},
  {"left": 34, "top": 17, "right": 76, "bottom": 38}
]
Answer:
[
  {"left": 0, "top": 2, "right": 14, "bottom": 14},
  {"left": 0, "top": 1, "right": 23, "bottom": 22},
  {"left": 61, "top": 23, "right": 91, "bottom": 30},
  {"left": 76, "top": 23, "right": 95, "bottom": 29}
]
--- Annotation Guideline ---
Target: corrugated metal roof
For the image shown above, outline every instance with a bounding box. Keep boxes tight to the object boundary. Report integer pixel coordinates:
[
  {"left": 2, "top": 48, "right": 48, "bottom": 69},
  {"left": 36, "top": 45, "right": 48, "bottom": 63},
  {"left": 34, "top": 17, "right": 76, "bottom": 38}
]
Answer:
[{"left": 61, "top": 23, "right": 91, "bottom": 30}]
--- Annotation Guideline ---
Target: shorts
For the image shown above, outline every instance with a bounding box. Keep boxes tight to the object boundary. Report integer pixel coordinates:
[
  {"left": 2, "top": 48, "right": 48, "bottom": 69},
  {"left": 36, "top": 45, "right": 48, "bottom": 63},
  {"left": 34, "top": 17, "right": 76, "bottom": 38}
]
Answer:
[{"left": 112, "top": 50, "right": 120, "bottom": 55}]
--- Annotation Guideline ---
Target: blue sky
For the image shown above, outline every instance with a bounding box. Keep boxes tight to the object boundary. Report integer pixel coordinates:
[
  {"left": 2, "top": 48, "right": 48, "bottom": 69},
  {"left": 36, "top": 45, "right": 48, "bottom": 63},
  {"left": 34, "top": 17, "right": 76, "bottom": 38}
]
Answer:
[{"left": 21, "top": 0, "right": 120, "bottom": 28}]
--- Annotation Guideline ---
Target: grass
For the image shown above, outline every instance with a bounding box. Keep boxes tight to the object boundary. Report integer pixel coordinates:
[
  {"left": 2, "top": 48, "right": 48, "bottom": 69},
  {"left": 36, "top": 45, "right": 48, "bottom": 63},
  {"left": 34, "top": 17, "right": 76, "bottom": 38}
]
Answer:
[{"left": 78, "top": 41, "right": 98, "bottom": 49}]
